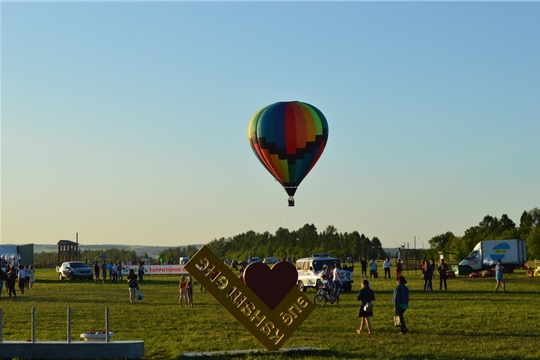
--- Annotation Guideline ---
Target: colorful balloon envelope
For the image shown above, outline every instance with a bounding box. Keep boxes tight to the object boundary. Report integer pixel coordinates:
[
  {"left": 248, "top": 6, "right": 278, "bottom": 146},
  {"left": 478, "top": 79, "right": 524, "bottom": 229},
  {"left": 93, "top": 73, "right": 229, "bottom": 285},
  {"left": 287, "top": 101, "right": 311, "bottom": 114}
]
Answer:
[{"left": 248, "top": 101, "right": 329, "bottom": 206}]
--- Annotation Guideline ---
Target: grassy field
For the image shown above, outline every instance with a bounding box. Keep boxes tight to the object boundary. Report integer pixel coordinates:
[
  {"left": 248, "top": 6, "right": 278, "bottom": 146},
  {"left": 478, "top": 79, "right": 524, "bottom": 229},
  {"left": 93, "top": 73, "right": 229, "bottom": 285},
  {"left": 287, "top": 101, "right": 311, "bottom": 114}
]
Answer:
[{"left": 1, "top": 268, "right": 539, "bottom": 359}]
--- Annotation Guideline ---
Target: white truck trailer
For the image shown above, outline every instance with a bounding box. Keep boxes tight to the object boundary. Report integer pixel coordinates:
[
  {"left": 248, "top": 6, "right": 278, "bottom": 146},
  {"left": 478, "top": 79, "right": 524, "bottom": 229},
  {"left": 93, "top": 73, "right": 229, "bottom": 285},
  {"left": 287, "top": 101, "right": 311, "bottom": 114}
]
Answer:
[{"left": 459, "top": 239, "right": 527, "bottom": 273}]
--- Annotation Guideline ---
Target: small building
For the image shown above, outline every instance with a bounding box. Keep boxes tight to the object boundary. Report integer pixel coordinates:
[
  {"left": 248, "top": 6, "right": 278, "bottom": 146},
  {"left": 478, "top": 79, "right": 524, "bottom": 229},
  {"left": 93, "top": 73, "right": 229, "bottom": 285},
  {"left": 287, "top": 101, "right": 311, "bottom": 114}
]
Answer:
[{"left": 57, "top": 239, "right": 79, "bottom": 264}]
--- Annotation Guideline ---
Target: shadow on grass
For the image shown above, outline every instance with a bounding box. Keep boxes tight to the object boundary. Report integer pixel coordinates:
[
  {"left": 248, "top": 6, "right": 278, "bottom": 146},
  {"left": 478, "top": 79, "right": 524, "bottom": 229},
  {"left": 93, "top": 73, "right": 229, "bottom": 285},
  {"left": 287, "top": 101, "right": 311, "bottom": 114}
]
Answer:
[
  {"left": 174, "top": 348, "right": 533, "bottom": 360},
  {"left": 33, "top": 278, "right": 180, "bottom": 285},
  {"left": 34, "top": 279, "right": 95, "bottom": 284},
  {"left": 175, "top": 349, "right": 357, "bottom": 359},
  {"left": 449, "top": 332, "right": 540, "bottom": 338},
  {"left": 411, "top": 289, "right": 540, "bottom": 296}
]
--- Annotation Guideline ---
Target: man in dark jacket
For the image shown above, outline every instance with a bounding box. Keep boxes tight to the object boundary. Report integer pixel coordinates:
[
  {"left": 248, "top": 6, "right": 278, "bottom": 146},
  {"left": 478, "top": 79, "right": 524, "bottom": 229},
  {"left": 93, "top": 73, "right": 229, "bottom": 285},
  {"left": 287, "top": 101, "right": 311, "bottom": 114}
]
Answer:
[
  {"left": 438, "top": 258, "right": 449, "bottom": 290},
  {"left": 393, "top": 276, "right": 409, "bottom": 334}
]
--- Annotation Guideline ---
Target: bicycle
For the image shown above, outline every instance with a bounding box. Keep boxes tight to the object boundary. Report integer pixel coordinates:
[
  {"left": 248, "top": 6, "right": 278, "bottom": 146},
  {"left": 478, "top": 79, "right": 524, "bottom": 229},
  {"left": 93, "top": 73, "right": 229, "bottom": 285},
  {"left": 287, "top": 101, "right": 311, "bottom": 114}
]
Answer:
[{"left": 313, "top": 287, "right": 336, "bottom": 305}]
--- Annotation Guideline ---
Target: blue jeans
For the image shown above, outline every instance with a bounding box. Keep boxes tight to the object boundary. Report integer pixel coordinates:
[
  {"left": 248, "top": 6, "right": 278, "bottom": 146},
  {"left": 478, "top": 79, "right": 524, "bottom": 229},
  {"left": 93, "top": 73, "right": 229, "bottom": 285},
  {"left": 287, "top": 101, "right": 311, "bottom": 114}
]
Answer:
[{"left": 334, "top": 281, "right": 342, "bottom": 300}]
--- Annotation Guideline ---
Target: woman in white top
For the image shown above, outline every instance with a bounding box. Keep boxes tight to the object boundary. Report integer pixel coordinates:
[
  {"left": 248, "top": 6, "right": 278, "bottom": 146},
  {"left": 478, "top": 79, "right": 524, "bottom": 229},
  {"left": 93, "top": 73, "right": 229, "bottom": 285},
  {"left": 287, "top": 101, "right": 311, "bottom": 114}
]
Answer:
[
  {"left": 333, "top": 262, "right": 343, "bottom": 303},
  {"left": 28, "top": 265, "right": 35, "bottom": 287}
]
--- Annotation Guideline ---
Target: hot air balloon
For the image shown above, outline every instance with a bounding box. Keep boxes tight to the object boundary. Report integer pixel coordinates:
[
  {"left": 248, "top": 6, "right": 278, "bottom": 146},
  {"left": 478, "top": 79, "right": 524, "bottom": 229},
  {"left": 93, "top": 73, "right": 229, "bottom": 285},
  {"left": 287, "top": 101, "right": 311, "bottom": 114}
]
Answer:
[{"left": 248, "top": 101, "right": 329, "bottom": 206}]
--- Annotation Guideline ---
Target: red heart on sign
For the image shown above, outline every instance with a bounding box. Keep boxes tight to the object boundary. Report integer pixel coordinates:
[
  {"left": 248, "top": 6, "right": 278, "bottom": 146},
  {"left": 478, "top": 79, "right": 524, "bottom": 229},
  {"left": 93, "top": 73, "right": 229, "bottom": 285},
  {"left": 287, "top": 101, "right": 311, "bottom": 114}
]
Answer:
[{"left": 243, "top": 261, "right": 298, "bottom": 310}]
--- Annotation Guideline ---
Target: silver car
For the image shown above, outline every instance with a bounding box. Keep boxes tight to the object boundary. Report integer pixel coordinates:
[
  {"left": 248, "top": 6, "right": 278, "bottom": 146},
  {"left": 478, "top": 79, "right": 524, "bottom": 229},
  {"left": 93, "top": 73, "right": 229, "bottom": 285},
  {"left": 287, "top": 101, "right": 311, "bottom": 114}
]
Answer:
[{"left": 58, "top": 261, "right": 93, "bottom": 280}]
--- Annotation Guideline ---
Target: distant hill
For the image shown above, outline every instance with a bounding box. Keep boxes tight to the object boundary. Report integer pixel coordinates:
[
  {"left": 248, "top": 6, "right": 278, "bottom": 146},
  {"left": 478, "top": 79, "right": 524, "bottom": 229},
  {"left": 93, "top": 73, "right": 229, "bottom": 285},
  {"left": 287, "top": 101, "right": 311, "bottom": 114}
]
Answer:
[{"left": 33, "top": 244, "right": 203, "bottom": 259}]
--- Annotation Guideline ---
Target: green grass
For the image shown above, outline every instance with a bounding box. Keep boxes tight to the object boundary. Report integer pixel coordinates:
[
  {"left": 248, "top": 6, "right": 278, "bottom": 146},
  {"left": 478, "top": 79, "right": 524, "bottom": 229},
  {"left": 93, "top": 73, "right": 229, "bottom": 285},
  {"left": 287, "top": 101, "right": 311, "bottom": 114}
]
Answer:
[{"left": 1, "top": 269, "right": 539, "bottom": 359}]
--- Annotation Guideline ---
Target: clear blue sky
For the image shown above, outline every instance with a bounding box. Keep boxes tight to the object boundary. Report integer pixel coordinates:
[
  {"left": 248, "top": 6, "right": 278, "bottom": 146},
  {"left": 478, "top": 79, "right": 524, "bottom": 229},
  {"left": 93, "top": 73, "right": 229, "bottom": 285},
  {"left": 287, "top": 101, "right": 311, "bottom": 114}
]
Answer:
[{"left": 2, "top": 2, "right": 539, "bottom": 249}]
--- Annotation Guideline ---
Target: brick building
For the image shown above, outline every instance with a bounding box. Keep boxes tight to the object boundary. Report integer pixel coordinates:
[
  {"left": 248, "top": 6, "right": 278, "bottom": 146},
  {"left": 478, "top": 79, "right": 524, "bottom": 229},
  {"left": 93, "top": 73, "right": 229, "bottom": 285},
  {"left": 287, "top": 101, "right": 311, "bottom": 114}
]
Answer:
[{"left": 57, "top": 239, "right": 79, "bottom": 264}]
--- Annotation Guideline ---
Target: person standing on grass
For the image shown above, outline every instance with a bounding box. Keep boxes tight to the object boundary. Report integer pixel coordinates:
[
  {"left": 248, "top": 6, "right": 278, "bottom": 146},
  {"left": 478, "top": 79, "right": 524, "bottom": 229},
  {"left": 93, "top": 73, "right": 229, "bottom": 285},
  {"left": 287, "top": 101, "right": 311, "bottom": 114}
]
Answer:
[
  {"left": 117, "top": 262, "right": 123, "bottom": 282},
  {"left": 356, "top": 279, "right": 375, "bottom": 335},
  {"left": 94, "top": 261, "right": 100, "bottom": 284},
  {"left": 28, "top": 265, "right": 35, "bottom": 288},
  {"left": 360, "top": 257, "right": 368, "bottom": 279},
  {"left": 179, "top": 275, "right": 188, "bottom": 307},
  {"left": 438, "top": 258, "right": 449, "bottom": 290},
  {"left": 420, "top": 258, "right": 428, "bottom": 276},
  {"left": 396, "top": 259, "right": 403, "bottom": 278},
  {"left": 127, "top": 269, "right": 138, "bottom": 304},
  {"left": 333, "top": 262, "right": 343, "bottom": 304},
  {"left": 393, "top": 276, "right": 409, "bottom": 335},
  {"left": 138, "top": 262, "right": 145, "bottom": 283},
  {"left": 186, "top": 277, "right": 193, "bottom": 307},
  {"left": 24, "top": 266, "right": 30, "bottom": 288},
  {"left": 494, "top": 260, "right": 506, "bottom": 294},
  {"left": 112, "top": 263, "right": 118, "bottom": 283},
  {"left": 108, "top": 262, "right": 114, "bottom": 283},
  {"left": 383, "top": 258, "right": 392, "bottom": 279},
  {"left": 0, "top": 264, "right": 6, "bottom": 297},
  {"left": 17, "top": 265, "right": 26, "bottom": 295},
  {"left": 101, "top": 260, "right": 107, "bottom": 284},
  {"left": 428, "top": 260, "right": 435, "bottom": 290},
  {"left": 369, "top": 260, "right": 377, "bottom": 279},
  {"left": 424, "top": 260, "right": 433, "bottom": 291},
  {"left": 6, "top": 264, "right": 17, "bottom": 298}
]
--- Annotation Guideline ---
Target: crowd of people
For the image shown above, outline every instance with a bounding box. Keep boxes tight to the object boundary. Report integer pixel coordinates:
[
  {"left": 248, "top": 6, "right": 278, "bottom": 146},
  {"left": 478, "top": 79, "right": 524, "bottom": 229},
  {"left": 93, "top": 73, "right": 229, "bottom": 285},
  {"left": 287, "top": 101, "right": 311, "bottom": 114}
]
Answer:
[
  {"left": 353, "top": 256, "right": 509, "bottom": 336},
  {"left": 92, "top": 260, "right": 146, "bottom": 285},
  {"left": 359, "top": 257, "right": 405, "bottom": 280},
  {"left": 0, "top": 263, "right": 35, "bottom": 298}
]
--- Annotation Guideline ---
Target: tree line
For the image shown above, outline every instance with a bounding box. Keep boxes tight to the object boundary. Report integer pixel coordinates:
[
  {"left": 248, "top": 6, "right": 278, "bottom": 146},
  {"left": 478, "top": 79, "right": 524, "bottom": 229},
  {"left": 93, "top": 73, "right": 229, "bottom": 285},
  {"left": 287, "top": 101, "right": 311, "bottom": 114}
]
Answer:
[
  {"left": 34, "top": 246, "right": 200, "bottom": 268},
  {"left": 34, "top": 248, "right": 143, "bottom": 268},
  {"left": 204, "top": 224, "right": 389, "bottom": 263}
]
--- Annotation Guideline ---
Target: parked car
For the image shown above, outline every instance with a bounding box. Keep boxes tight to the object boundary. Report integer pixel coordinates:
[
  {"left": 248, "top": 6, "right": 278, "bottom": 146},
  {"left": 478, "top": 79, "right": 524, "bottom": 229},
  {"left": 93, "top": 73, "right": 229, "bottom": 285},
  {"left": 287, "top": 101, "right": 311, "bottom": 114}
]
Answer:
[
  {"left": 247, "top": 257, "right": 261, "bottom": 264},
  {"left": 482, "top": 269, "right": 495, "bottom": 277},
  {"left": 58, "top": 261, "right": 94, "bottom": 280},
  {"left": 263, "top": 257, "right": 279, "bottom": 264}
]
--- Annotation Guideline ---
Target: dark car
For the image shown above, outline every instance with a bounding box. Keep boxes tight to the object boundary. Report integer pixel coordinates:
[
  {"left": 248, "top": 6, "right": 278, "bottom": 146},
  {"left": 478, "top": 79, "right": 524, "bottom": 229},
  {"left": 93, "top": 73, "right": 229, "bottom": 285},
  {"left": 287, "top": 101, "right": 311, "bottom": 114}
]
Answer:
[{"left": 58, "top": 261, "right": 93, "bottom": 280}]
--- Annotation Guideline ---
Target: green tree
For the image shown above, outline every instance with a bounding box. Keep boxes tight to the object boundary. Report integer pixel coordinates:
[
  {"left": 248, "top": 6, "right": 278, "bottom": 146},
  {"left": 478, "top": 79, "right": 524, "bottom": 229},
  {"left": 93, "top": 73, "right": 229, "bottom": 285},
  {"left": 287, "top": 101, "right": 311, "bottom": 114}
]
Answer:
[
  {"left": 34, "top": 251, "right": 57, "bottom": 268},
  {"left": 429, "top": 231, "right": 456, "bottom": 252},
  {"left": 370, "top": 237, "right": 386, "bottom": 259},
  {"left": 186, "top": 245, "right": 198, "bottom": 258},
  {"left": 159, "top": 247, "right": 182, "bottom": 263},
  {"left": 499, "top": 214, "right": 516, "bottom": 233},
  {"left": 207, "top": 237, "right": 228, "bottom": 258},
  {"left": 359, "top": 234, "right": 371, "bottom": 260},
  {"left": 344, "top": 231, "right": 362, "bottom": 260},
  {"left": 520, "top": 207, "right": 540, "bottom": 230},
  {"left": 446, "top": 235, "right": 473, "bottom": 260},
  {"left": 296, "top": 224, "right": 318, "bottom": 253},
  {"left": 526, "top": 227, "right": 540, "bottom": 260}
]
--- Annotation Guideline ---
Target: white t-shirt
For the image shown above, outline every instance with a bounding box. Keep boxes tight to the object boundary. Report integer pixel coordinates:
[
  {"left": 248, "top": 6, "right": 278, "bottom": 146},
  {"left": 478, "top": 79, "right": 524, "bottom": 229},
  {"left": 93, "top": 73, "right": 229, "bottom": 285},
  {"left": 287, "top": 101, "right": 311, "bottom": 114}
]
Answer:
[{"left": 333, "top": 268, "right": 342, "bottom": 283}]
